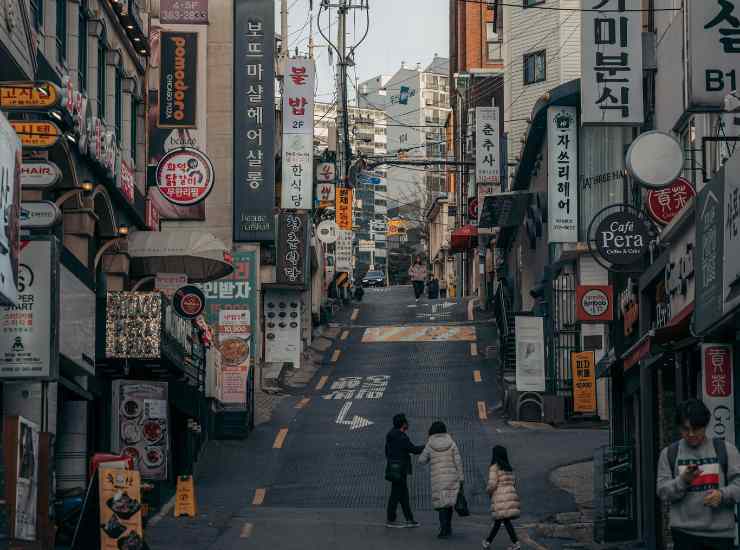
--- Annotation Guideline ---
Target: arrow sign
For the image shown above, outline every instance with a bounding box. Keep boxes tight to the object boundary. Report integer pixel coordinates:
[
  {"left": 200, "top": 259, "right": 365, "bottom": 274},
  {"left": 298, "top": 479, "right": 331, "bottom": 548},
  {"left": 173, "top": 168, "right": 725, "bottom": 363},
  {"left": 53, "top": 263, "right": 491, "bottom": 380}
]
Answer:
[{"left": 335, "top": 401, "right": 374, "bottom": 430}]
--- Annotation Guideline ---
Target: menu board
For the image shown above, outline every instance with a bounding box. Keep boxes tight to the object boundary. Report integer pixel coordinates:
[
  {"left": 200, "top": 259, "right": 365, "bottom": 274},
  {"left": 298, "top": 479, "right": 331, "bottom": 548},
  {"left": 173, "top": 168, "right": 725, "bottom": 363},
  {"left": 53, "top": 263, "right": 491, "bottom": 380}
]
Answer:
[{"left": 98, "top": 468, "right": 143, "bottom": 550}]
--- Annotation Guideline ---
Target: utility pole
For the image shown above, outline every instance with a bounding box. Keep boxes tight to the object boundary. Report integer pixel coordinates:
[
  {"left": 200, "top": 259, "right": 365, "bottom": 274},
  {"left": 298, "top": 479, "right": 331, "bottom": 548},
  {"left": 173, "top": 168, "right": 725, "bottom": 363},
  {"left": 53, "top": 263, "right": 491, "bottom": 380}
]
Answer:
[
  {"left": 336, "top": 0, "right": 348, "bottom": 186},
  {"left": 280, "top": 0, "right": 289, "bottom": 74}
]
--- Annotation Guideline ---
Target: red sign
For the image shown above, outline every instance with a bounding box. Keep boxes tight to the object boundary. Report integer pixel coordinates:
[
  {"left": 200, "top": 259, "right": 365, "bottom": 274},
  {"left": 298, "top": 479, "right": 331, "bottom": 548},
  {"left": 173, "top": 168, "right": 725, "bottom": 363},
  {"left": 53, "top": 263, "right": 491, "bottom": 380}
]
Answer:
[
  {"left": 173, "top": 285, "right": 205, "bottom": 320},
  {"left": 118, "top": 158, "right": 135, "bottom": 204},
  {"left": 146, "top": 197, "right": 161, "bottom": 231},
  {"left": 703, "top": 345, "right": 733, "bottom": 397},
  {"left": 155, "top": 147, "right": 215, "bottom": 206},
  {"left": 468, "top": 197, "right": 478, "bottom": 220},
  {"left": 647, "top": 177, "right": 696, "bottom": 225},
  {"left": 576, "top": 285, "right": 614, "bottom": 322}
]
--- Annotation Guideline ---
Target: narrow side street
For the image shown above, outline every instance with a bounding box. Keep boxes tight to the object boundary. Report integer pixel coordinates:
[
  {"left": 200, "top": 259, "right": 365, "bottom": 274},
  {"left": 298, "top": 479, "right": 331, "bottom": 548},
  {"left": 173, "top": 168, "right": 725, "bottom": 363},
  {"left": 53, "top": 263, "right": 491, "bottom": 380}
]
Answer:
[{"left": 147, "top": 287, "right": 606, "bottom": 549}]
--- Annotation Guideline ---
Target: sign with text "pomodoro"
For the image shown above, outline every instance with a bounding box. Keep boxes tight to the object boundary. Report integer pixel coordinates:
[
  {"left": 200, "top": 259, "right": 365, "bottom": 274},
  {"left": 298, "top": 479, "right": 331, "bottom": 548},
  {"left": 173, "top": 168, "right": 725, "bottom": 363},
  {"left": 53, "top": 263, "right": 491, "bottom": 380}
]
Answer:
[
  {"left": 155, "top": 147, "right": 214, "bottom": 206},
  {"left": 576, "top": 285, "right": 614, "bottom": 322},
  {"left": 595, "top": 211, "right": 650, "bottom": 266}
]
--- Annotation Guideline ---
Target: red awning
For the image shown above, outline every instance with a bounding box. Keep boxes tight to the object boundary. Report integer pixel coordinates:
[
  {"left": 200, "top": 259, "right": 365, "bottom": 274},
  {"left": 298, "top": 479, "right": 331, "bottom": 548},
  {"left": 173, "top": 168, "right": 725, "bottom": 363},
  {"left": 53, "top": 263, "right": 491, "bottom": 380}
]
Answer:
[{"left": 450, "top": 225, "right": 478, "bottom": 252}]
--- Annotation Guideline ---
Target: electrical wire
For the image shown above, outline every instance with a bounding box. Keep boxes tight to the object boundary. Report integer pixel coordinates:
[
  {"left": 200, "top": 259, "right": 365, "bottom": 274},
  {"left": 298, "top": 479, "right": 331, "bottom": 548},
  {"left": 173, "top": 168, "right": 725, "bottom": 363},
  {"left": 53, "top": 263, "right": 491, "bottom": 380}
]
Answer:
[{"left": 455, "top": 0, "right": 680, "bottom": 12}]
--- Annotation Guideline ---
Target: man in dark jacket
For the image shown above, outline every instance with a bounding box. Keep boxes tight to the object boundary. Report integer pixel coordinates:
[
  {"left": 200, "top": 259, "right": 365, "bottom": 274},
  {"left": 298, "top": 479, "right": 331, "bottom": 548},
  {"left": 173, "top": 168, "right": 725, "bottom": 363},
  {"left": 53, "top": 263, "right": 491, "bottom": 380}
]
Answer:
[{"left": 385, "top": 413, "right": 424, "bottom": 528}]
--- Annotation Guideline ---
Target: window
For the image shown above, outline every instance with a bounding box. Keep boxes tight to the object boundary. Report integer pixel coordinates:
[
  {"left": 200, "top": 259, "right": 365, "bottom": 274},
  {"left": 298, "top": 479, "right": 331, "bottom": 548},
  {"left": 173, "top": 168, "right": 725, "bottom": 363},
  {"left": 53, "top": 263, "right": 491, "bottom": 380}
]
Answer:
[
  {"left": 97, "top": 34, "right": 106, "bottom": 118},
  {"left": 523, "top": 50, "right": 546, "bottom": 85},
  {"left": 78, "top": 8, "right": 88, "bottom": 91},
  {"left": 56, "top": 0, "right": 67, "bottom": 63},
  {"left": 130, "top": 97, "right": 138, "bottom": 161},
  {"left": 524, "top": 0, "right": 544, "bottom": 7},
  {"left": 115, "top": 68, "right": 122, "bottom": 144}
]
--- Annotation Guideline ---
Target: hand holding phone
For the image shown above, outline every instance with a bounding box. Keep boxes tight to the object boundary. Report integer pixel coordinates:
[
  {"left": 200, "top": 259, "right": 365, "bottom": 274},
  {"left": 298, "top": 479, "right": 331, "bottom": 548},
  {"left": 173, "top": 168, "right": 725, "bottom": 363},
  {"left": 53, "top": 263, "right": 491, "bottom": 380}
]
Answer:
[{"left": 681, "top": 464, "right": 702, "bottom": 484}]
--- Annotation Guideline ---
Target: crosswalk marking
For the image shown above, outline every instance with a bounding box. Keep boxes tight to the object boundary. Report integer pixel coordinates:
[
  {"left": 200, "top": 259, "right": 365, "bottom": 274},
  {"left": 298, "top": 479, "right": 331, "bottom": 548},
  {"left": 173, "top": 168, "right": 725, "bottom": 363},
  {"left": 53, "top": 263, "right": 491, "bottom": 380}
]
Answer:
[
  {"left": 362, "top": 325, "right": 476, "bottom": 343},
  {"left": 273, "top": 428, "right": 289, "bottom": 449},
  {"left": 252, "top": 488, "right": 266, "bottom": 506}
]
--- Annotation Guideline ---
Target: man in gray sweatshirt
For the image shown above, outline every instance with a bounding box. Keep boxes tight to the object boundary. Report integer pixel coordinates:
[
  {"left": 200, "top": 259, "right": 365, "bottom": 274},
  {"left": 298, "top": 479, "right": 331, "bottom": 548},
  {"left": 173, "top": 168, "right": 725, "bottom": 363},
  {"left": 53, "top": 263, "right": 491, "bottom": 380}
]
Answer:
[{"left": 657, "top": 399, "right": 740, "bottom": 549}]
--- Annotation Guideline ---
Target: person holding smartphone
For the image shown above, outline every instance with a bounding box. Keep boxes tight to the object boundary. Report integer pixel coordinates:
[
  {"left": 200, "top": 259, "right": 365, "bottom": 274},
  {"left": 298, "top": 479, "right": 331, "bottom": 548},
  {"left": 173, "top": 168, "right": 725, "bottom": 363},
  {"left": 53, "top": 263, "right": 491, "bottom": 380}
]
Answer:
[{"left": 657, "top": 399, "right": 740, "bottom": 550}]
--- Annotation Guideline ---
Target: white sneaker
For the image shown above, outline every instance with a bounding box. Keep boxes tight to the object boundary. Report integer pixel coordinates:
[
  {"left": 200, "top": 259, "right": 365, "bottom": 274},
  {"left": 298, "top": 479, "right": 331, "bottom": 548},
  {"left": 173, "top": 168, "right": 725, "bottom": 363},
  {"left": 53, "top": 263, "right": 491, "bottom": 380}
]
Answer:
[{"left": 481, "top": 541, "right": 491, "bottom": 549}]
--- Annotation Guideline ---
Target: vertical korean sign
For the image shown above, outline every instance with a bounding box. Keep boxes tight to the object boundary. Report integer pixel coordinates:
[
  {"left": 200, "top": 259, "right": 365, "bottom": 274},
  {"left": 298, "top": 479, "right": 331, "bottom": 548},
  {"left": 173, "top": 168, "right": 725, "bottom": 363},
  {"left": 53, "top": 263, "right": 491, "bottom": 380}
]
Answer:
[
  {"left": 688, "top": 1, "right": 740, "bottom": 109},
  {"left": 581, "top": 0, "right": 644, "bottom": 125},
  {"left": 695, "top": 169, "right": 725, "bottom": 334},
  {"left": 701, "top": 344, "right": 735, "bottom": 444},
  {"left": 475, "top": 107, "right": 500, "bottom": 186},
  {"left": 282, "top": 58, "right": 315, "bottom": 210},
  {"left": 548, "top": 107, "right": 578, "bottom": 243},
  {"left": 336, "top": 187, "right": 353, "bottom": 230},
  {"left": 234, "top": 0, "right": 275, "bottom": 241},
  {"left": 276, "top": 212, "right": 310, "bottom": 287},
  {"left": 571, "top": 351, "right": 597, "bottom": 413}
]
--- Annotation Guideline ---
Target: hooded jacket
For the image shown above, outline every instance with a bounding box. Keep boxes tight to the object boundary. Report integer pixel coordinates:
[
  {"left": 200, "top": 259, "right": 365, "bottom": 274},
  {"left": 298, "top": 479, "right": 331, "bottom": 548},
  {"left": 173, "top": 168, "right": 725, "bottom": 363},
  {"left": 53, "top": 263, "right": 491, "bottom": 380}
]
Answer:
[
  {"left": 418, "top": 433, "right": 464, "bottom": 509},
  {"left": 487, "top": 464, "right": 521, "bottom": 519},
  {"left": 408, "top": 263, "right": 428, "bottom": 282}
]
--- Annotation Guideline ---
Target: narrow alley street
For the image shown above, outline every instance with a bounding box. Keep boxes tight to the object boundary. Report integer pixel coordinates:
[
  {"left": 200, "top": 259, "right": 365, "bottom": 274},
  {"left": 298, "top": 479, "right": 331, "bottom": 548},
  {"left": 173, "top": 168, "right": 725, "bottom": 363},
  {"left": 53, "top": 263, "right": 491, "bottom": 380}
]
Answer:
[{"left": 147, "top": 287, "right": 607, "bottom": 549}]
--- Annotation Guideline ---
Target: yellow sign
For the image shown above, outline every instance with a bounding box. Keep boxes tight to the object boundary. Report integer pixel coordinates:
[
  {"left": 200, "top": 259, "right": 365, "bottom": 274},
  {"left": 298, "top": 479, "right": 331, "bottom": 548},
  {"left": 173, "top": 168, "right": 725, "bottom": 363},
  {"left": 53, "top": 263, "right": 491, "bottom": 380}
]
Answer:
[
  {"left": 10, "top": 121, "right": 61, "bottom": 148},
  {"left": 174, "top": 475, "right": 197, "bottom": 518},
  {"left": 387, "top": 219, "right": 408, "bottom": 236},
  {"left": 572, "top": 351, "right": 597, "bottom": 413},
  {"left": 0, "top": 83, "right": 60, "bottom": 109},
  {"left": 335, "top": 187, "right": 353, "bottom": 230},
  {"left": 98, "top": 467, "right": 143, "bottom": 550}
]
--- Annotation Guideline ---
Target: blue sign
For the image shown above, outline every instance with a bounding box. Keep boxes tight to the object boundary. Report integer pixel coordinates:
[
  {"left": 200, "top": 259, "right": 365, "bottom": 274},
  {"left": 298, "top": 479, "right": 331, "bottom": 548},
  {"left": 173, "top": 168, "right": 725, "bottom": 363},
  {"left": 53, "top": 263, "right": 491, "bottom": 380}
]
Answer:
[{"left": 358, "top": 172, "right": 384, "bottom": 185}]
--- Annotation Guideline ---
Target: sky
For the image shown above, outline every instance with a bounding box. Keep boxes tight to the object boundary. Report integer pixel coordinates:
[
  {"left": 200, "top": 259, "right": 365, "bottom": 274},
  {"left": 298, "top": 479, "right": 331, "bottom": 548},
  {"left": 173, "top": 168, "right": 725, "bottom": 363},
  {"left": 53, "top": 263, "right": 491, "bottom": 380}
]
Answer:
[{"left": 280, "top": 0, "right": 449, "bottom": 103}]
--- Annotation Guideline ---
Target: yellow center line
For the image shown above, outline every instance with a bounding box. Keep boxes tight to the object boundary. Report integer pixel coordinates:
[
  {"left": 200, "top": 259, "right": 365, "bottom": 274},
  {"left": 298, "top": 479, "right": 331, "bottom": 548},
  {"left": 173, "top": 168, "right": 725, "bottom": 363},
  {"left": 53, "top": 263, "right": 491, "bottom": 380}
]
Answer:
[
  {"left": 340, "top": 330, "right": 350, "bottom": 341},
  {"left": 470, "top": 342, "right": 478, "bottom": 356},
  {"left": 477, "top": 401, "right": 488, "bottom": 420},
  {"left": 252, "top": 488, "right": 266, "bottom": 506},
  {"left": 351, "top": 308, "right": 360, "bottom": 321},
  {"left": 273, "top": 427, "right": 289, "bottom": 449},
  {"left": 330, "top": 349, "right": 341, "bottom": 363},
  {"left": 473, "top": 370, "right": 482, "bottom": 383},
  {"left": 240, "top": 522, "right": 254, "bottom": 538},
  {"left": 295, "top": 397, "right": 311, "bottom": 409},
  {"left": 315, "top": 375, "right": 329, "bottom": 390}
]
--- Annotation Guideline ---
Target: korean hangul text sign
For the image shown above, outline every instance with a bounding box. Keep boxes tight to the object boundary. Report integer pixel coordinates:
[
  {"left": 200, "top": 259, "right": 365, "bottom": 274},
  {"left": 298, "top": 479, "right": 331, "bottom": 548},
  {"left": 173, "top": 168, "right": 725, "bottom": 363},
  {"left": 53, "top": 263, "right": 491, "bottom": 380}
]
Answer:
[
  {"left": 475, "top": 107, "right": 500, "bottom": 186},
  {"left": 547, "top": 107, "right": 578, "bottom": 243},
  {"left": 276, "top": 212, "right": 309, "bottom": 287},
  {"left": 571, "top": 351, "right": 597, "bottom": 413},
  {"left": 702, "top": 344, "right": 735, "bottom": 444},
  {"left": 281, "top": 134, "right": 313, "bottom": 210},
  {"left": 335, "top": 187, "right": 353, "bottom": 230},
  {"left": 282, "top": 58, "right": 315, "bottom": 135},
  {"left": 581, "top": 0, "right": 644, "bottom": 125}
]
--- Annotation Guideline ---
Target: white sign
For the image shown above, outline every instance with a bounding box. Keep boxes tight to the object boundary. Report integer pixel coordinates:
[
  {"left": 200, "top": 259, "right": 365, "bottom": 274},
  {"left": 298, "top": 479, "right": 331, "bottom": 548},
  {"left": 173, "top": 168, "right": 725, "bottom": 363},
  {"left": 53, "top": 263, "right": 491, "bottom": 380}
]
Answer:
[
  {"left": 581, "top": 0, "right": 644, "bottom": 125},
  {"left": 281, "top": 134, "right": 313, "bottom": 209},
  {"left": 0, "top": 112, "right": 20, "bottom": 307},
  {"left": 317, "top": 183, "right": 335, "bottom": 204},
  {"left": 335, "top": 230, "right": 353, "bottom": 271},
  {"left": 701, "top": 344, "right": 735, "bottom": 445},
  {"left": 547, "top": 106, "right": 578, "bottom": 243},
  {"left": 283, "top": 58, "right": 315, "bottom": 135},
  {"left": 475, "top": 107, "right": 500, "bottom": 185},
  {"left": 316, "top": 220, "right": 338, "bottom": 244},
  {"left": 323, "top": 375, "right": 389, "bottom": 400},
  {"left": 335, "top": 401, "right": 373, "bottom": 430},
  {"left": 20, "top": 201, "right": 61, "bottom": 229},
  {"left": 316, "top": 162, "right": 336, "bottom": 183},
  {"left": 155, "top": 273, "right": 188, "bottom": 299},
  {"left": 60, "top": 266, "right": 95, "bottom": 375},
  {"left": 688, "top": 1, "right": 740, "bottom": 109},
  {"left": 515, "top": 316, "right": 546, "bottom": 392},
  {"left": 21, "top": 161, "right": 61, "bottom": 188},
  {"left": 0, "top": 240, "right": 55, "bottom": 379},
  {"left": 723, "top": 152, "right": 740, "bottom": 313},
  {"left": 358, "top": 239, "right": 375, "bottom": 252}
]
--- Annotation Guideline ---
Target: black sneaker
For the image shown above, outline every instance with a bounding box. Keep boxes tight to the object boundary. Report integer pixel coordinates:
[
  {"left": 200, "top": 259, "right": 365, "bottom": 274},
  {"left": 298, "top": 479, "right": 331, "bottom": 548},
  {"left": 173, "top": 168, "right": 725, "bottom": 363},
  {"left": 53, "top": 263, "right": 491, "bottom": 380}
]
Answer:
[
  {"left": 437, "top": 531, "right": 451, "bottom": 539},
  {"left": 385, "top": 521, "right": 405, "bottom": 528},
  {"left": 404, "top": 520, "right": 420, "bottom": 528}
]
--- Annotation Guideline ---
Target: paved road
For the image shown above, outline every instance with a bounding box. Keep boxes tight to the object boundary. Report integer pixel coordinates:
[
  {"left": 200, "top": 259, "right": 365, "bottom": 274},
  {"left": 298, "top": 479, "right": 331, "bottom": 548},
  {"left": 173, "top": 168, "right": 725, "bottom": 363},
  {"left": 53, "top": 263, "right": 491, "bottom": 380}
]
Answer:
[{"left": 147, "top": 287, "right": 607, "bottom": 549}]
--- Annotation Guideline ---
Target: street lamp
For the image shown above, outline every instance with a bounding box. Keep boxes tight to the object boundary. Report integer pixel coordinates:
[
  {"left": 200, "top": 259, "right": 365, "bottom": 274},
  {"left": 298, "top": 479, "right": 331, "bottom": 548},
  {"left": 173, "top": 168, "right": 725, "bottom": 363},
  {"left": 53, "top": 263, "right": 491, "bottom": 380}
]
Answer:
[{"left": 93, "top": 225, "right": 130, "bottom": 270}]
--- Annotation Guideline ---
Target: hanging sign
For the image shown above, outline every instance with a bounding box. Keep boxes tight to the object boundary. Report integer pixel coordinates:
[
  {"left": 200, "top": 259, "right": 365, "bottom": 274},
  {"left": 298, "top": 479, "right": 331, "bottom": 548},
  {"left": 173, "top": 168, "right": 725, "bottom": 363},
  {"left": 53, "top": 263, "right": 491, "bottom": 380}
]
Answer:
[
  {"left": 155, "top": 147, "right": 214, "bottom": 206},
  {"left": 547, "top": 107, "right": 578, "bottom": 243},
  {"left": 10, "top": 121, "right": 60, "bottom": 148},
  {"left": 316, "top": 162, "right": 336, "bottom": 183},
  {"left": 146, "top": 196, "right": 161, "bottom": 231},
  {"left": 21, "top": 160, "right": 61, "bottom": 188},
  {"left": 335, "top": 230, "right": 353, "bottom": 272},
  {"left": 98, "top": 467, "right": 144, "bottom": 550},
  {"left": 468, "top": 196, "right": 478, "bottom": 221},
  {"left": 316, "top": 219, "right": 338, "bottom": 244},
  {"left": 701, "top": 344, "right": 735, "bottom": 444},
  {"left": 594, "top": 211, "right": 650, "bottom": 266},
  {"left": 173, "top": 285, "right": 206, "bottom": 319},
  {"left": 646, "top": 177, "right": 695, "bottom": 225},
  {"left": 336, "top": 187, "right": 353, "bottom": 230},
  {"left": 576, "top": 285, "right": 614, "bottom": 322},
  {"left": 317, "top": 183, "right": 335, "bottom": 205},
  {"left": 475, "top": 107, "right": 500, "bottom": 185},
  {"left": 581, "top": 0, "right": 644, "bottom": 125},
  {"left": 571, "top": 351, "right": 597, "bottom": 414},
  {"left": 20, "top": 201, "right": 61, "bottom": 229},
  {"left": 276, "top": 212, "right": 310, "bottom": 287},
  {"left": 0, "top": 82, "right": 60, "bottom": 109},
  {"left": 158, "top": 31, "right": 198, "bottom": 128},
  {"left": 118, "top": 157, "right": 135, "bottom": 205},
  {"left": 282, "top": 58, "right": 315, "bottom": 135},
  {"left": 281, "top": 134, "right": 313, "bottom": 209}
]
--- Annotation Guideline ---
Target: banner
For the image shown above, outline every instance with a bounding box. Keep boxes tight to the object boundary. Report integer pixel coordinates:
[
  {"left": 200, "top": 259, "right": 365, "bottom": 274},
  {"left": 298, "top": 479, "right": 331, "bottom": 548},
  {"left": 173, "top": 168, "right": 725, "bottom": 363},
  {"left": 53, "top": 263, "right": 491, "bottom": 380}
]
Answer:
[
  {"left": 571, "top": 351, "right": 597, "bottom": 413},
  {"left": 0, "top": 111, "right": 20, "bottom": 307},
  {"left": 98, "top": 468, "right": 143, "bottom": 550},
  {"left": 547, "top": 107, "right": 578, "bottom": 243},
  {"left": 702, "top": 344, "right": 735, "bottom": 445},
  {"left": 335, "top": 230, "right": 353, "bottom": 272},
  {"left": 276, "top": 212, "right": 309, "bottom": 287},
  {"left": 336, "top": 187, "right": 353, "bottom": 230},
  {"left": 234, "top": 0, "right": 275, "bottom": 241},
  {"left": 158, "top": 31, "right": 198, "bottom": 128},
  {"left": 515, "top": 316, "right": 546, "bottom": 392},
  {"left": 581, "top": 0, "right": 644, "bottom": 125},
  {"left": 475, "top": 107, "right": 500, "bottom": 186}
]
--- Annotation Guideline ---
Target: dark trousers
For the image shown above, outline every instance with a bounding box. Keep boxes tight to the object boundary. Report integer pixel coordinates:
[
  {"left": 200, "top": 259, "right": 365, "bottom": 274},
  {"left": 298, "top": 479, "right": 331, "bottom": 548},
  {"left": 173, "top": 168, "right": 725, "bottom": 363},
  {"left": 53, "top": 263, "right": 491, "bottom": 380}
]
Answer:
[
  {"left": 412, "top": 281, "right": 424, "bottom": 299},
  {"left": 671, "top": 529, "right": 734, "bottom": 550},
  {"left": 438, "top": 506, "right": 453, "bottom": 534},
  {"left": 387, "top": 478, "right": 413, "bottom": 522},
  {"left": 486, "top": 519, "right": 518, "bottom": 544}
]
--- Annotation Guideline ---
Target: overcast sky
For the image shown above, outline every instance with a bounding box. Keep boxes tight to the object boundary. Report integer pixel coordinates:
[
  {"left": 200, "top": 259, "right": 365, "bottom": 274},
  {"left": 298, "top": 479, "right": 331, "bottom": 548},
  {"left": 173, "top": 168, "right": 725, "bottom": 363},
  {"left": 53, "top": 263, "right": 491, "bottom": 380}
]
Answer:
[{"left": 281, "top": 0, "right": 449, "bottom": 102}]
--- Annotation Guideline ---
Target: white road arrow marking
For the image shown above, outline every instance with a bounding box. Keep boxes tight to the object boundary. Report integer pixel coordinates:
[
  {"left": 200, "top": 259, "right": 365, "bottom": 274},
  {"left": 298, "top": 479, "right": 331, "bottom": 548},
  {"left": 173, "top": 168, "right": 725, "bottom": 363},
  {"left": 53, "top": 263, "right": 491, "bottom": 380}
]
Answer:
[{"left": 335, "top": 401, "right": 374, "bottom": 430}]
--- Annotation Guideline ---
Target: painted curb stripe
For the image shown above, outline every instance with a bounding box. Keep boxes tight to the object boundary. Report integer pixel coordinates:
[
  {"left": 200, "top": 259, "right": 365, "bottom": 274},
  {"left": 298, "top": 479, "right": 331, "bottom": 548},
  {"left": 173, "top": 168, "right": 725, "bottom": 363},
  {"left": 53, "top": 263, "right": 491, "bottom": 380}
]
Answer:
[
  {"left": 473, "top": 370, "right": 482, "bottom": 383},
  {"left": 315, "top": 376, "right": 329, "bottom": 390},
  {"left": 295, "top": 397, "right": 311, "bottom": 409},
  {"left": 273, "top": 427, "right": 288, "bottom": 449},
  {"left": 477, "top": 401, "right": 488, "bottom": 420},
  {"left": 252, "top": 488, "right": 266, "bottom": 505}
]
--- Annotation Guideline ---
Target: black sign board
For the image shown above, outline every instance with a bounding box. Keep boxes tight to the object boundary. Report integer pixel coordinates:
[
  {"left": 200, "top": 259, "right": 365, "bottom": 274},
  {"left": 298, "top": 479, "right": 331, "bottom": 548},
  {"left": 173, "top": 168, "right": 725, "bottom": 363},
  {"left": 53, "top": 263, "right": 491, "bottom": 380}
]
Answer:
[
  {"left": 595, "top": 212, "right": 650, "bottom": 266},
  {"left": 173, "top": 285, "right": 206, "bottom": 319},
  {"left": 276, "top": 212, "right": 309, "bottom": 288},
  {"left": 159, "top": 31, "right": 198, "bottom": 128},
  {"left": 233, "top": 0, "right": 276, "bottom": 242}
]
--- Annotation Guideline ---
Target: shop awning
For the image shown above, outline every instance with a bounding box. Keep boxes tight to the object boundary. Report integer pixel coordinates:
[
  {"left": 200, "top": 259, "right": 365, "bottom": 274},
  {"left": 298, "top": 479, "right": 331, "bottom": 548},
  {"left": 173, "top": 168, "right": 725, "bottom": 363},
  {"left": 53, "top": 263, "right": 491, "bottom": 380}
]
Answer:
[
  {"left": 653, "top": 303, "right": 695, "bottom": 347},
  {"left": 450, "top": 225, "right": 478, "bottom": 252},
  {"left": 127, "top": 231, "right": 234, "bottom": 283}
]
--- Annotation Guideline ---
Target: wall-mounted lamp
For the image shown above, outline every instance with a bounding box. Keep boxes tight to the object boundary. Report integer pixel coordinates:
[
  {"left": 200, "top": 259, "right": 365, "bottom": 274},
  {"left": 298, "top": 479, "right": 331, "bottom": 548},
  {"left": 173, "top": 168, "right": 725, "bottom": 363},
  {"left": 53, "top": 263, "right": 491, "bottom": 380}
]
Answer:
[
  {"left": 94, "top": 233, "right": 128, "bottom": 270},
  {"left": 54, "top": 183, "right": 95, "bottom": 208},
  {"left": 117, "top": 224, "right": 129, "bottom": 236}
]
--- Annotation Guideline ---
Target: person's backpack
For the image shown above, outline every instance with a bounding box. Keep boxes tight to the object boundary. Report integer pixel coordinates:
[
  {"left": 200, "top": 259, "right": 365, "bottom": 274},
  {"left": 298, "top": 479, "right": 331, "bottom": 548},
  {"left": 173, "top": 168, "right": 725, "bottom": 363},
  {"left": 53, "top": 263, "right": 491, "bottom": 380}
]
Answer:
[{"left": 668, "top": 437, "right": 728, "bottom": 485}]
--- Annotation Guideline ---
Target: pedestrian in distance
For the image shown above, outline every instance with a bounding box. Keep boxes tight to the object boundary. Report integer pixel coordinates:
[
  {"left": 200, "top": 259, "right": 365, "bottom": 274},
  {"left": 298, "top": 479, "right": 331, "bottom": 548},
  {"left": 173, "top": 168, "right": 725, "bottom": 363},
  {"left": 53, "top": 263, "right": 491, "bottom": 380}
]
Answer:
[
  {"left": 418, "top": 421, "right": 464, "bottom": 539},
  {"left": 482, "top": 445, "right": 521, "bottom": 550},
  {"left": 385, "top": 413, "right": 424, "bottom": 528},
  {"left": 408, "top": 256, "right": 427, "bottom": 302},
  {"left": 657, "top": 399, "right": 740, "bottom": 550}
]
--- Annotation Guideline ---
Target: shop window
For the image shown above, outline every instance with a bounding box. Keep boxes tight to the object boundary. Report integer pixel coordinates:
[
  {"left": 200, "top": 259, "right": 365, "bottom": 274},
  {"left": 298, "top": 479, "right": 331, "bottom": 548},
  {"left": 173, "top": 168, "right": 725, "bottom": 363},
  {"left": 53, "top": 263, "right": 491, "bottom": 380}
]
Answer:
[
  {"left": 78, "top": 7, "right": 88, "bottom": 91},
  {"left": 56, "top": 0, "right": 67, "bottom": 64},
  {"left": 524, "top": 50, "right": 546, "bottom": 85}
]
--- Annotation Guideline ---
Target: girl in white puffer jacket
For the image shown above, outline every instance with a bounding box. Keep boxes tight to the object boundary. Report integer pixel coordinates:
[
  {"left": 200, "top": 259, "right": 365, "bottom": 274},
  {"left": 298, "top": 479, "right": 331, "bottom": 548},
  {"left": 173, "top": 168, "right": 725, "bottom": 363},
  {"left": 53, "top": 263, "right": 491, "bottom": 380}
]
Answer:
[{"left": 482, "top": 445, "right": 520, "bottom": 550}]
